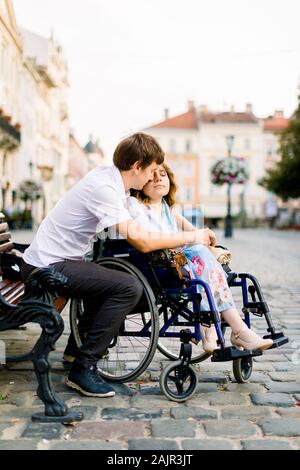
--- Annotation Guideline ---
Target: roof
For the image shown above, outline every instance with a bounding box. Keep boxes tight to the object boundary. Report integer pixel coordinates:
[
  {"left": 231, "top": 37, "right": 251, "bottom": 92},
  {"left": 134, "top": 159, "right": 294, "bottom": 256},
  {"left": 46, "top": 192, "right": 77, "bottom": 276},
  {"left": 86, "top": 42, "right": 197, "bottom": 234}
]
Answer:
[
  {"left": 148, "top": 106, "right": 290, "bottom": 131},
  {"left": 151, "top": 109, "right": 198, "bottom": 129},
  {"left": 84, "top": 139, "right": 104, "bottom": 156},
  {"left": 263, "top": 116, "right": 289, "bottom": 131},
  {"left": 199, "top": 111, "right": 258, "bottom": 124}
]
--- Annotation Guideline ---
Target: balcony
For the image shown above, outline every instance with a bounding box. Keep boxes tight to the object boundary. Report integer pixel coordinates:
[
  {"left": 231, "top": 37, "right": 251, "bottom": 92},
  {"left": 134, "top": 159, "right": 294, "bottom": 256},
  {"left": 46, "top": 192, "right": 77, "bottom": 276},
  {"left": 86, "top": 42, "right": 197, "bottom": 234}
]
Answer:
[{"left": 0, "top": 111, "right": 21, "bottom": 150}]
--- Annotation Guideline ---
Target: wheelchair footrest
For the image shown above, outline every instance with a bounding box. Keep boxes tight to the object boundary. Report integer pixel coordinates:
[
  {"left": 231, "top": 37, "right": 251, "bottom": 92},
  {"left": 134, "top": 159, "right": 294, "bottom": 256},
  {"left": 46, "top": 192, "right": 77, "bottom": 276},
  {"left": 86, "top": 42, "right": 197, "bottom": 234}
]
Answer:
[
  {"left": 211, "top": 346, "right": 263, "bottom": 362},
  {"left": 263, "top": 332, "right": 289, "bottom": 349}
]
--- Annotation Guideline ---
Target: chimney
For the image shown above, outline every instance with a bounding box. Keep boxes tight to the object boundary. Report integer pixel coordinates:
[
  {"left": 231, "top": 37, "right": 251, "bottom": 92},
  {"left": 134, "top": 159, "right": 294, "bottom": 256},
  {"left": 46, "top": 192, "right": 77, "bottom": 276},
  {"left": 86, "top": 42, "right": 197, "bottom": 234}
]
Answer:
[
  {"left": 187, "top": 100, "right": 195, "bottom": 111},
  {"left": 274, "top": 110, "right": 284, "bottom": 118},
  {"left": 164, "top": 108, "right": 169, "bottom": 120},
  {"left": 199, "top": 104, "right": 208, "bottom": 114},
  {"left": 246, "top": 103, "right": 253, "bottom": 114},
  {"left": 230, "top": 105, "right": 235, "bottom": 113}
]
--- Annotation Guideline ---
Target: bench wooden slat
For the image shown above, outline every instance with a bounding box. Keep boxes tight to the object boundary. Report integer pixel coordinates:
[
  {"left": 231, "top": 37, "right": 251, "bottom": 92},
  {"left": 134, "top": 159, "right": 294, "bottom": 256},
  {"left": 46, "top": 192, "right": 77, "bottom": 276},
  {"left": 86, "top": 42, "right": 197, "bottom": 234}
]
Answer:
[
  {"left": 0, "top": 242, "right": 14, "bottom": 252},
  {"left": 0, "top": 280, "right": 22, "bottom": 296},
  {"left": 0, "top": 222, "right": 9, "bottom": 233},
  {"left": 0, "top": 232, "right": 11, "bottom": 242},
  {"left": 0, "top": 279, "right": 15, "bottom": 290},
  {"left": 0, "top": 213, "right": 69, "bottom": 310},
  {"left": 5, "top": 285, "right": 25, "bottom": 304}
]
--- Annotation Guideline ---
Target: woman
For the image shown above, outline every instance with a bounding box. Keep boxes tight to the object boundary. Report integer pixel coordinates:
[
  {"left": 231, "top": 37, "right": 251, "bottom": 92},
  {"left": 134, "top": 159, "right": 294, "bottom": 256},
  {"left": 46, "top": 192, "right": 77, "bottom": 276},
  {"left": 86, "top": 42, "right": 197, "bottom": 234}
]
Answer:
[{"left": 128, "top": 163, "right": 273, "bottom": 353}]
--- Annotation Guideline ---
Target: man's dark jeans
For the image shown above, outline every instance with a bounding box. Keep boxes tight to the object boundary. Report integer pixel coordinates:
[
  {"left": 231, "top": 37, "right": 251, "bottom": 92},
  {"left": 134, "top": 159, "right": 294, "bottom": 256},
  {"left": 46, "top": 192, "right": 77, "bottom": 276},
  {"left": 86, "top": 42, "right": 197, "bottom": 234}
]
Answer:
[{"left": 21, "top": 259, "right": 143, "bottom": 368}]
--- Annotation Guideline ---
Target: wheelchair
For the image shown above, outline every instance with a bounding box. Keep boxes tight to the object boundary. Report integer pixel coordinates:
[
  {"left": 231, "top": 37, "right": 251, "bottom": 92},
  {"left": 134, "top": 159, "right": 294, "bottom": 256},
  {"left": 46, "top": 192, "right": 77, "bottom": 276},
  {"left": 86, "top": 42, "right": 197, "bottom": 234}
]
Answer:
[{"left": 69, "top": 237, "right": 289, "bottom": 402}]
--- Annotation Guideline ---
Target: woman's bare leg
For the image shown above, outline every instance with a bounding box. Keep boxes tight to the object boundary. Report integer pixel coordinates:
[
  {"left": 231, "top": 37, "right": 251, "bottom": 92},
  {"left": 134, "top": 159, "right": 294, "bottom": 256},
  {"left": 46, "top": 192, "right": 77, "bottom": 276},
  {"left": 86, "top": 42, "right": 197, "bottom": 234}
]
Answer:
[{"left": 220, "top": 308, "right": 246, "bottom": 334}]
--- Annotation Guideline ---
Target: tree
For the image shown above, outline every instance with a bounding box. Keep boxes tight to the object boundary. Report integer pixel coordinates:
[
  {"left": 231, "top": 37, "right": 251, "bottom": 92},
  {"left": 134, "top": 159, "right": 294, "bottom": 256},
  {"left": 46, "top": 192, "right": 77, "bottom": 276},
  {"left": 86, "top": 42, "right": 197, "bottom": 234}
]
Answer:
[
  {"left": 260, "top": 96, "right": 300, "bottom": 201},
  {"left": 18, "top": 179, "right": 43, "bottom": 209}
]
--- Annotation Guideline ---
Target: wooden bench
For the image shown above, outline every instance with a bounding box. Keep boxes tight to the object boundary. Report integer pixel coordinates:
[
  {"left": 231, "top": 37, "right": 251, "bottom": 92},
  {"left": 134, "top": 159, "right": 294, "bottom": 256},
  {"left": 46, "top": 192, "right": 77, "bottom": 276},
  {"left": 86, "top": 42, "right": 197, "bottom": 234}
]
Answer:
[{"left": 0, "top": 212, "right": 83, "bottom": 423}]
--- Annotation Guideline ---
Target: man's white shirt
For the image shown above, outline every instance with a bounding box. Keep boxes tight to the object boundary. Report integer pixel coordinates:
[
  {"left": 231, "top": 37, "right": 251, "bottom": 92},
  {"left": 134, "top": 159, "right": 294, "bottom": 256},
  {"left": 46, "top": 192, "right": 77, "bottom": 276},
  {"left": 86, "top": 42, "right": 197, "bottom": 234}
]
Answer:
[{"left": 23, "top": 165, "right": 132, "bottom": 267}]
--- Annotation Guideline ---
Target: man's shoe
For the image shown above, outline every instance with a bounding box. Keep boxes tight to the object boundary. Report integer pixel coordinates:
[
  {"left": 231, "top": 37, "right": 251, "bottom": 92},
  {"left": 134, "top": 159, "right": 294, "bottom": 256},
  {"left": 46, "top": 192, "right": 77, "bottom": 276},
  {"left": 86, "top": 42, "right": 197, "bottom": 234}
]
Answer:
[{"left": 65, "top": 363, "right": 115, "bottom": 397}]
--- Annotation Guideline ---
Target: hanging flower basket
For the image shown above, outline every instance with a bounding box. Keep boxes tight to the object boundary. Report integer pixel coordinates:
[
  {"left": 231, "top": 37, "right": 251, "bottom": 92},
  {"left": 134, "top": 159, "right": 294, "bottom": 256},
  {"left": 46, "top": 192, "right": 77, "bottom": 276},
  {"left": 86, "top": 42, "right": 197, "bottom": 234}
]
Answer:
[
  {"left": 18, "top": 180, "right": 43, "bottom": 202},
  {"left": 211, "top": 156, "right": 249, "bottom": 186}
]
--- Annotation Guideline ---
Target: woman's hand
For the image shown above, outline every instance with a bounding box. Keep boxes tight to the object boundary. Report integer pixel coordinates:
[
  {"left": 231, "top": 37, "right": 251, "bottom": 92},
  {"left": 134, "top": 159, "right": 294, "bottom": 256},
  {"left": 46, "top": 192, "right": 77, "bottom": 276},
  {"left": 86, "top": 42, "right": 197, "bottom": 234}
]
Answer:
[{"left": 192, "top": 228, "right": 217, "bottom": 247}]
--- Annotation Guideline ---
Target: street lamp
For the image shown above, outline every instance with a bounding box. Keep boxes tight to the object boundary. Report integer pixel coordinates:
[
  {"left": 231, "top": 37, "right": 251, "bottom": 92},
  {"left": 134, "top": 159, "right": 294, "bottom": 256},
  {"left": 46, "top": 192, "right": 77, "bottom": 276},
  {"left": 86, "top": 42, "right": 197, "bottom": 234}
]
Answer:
[
  {"left": 211, "top": 140, "right": 249, "bottom": 238},
  {"left": 224, "top": 135, "right": 235, "bottom": 238}
]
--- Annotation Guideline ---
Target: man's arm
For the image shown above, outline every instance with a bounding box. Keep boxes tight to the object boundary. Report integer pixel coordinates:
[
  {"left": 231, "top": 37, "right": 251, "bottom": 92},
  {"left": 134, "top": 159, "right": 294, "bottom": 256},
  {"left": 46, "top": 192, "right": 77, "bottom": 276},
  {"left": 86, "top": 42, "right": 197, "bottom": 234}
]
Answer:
[{"left": 116, "top": 219, "right": 215, "bottom": 253}]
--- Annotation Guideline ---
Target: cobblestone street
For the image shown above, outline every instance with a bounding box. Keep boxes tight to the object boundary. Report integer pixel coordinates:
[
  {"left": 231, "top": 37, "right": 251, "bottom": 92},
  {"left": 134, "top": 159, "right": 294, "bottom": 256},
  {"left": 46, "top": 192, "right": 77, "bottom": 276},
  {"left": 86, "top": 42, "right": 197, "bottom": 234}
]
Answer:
[{"left": 0, "top": 229, "right": 300, "bottom": 450}]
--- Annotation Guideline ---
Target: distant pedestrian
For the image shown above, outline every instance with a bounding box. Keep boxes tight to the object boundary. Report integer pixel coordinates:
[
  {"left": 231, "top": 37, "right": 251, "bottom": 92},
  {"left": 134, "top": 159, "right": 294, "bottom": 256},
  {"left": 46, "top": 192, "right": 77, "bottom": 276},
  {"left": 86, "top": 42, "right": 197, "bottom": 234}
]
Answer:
[{"left": 266, "top": 195, "right": 278, "bottom": 228}]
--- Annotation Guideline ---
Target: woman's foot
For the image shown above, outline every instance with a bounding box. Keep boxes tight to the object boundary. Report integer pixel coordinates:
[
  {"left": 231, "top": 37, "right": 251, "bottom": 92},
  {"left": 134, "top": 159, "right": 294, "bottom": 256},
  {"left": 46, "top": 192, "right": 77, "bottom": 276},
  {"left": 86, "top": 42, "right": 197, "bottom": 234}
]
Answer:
[
  {"left": 231, "top": 326, "right": 273, "bottom": 351},
  {"left": 201, "top": 325, "right": 219, "bottom": 353}
]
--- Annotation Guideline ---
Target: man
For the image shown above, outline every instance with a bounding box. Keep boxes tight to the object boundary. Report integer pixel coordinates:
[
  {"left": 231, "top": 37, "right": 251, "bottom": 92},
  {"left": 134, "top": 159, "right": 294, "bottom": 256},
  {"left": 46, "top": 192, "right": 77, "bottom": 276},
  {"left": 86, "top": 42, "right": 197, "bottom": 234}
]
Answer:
[{"left": 21, "top": 133, "right": 215, "bottom": 398}]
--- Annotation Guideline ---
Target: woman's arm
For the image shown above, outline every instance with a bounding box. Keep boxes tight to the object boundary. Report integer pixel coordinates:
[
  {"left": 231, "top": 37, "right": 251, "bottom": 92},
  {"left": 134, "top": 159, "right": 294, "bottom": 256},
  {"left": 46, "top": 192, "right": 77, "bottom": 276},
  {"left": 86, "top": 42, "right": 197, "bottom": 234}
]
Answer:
[{"left": 172, "top": 210, "right": 197, "bottom": 232}]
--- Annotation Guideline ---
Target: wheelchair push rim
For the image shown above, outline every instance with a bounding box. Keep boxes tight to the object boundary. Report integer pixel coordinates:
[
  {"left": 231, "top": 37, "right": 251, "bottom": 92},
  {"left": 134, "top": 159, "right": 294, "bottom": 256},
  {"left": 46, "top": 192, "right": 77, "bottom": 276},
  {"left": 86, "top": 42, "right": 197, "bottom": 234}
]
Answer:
[{"left": 69, "top": 257, "right": 159, "bottom": 382}]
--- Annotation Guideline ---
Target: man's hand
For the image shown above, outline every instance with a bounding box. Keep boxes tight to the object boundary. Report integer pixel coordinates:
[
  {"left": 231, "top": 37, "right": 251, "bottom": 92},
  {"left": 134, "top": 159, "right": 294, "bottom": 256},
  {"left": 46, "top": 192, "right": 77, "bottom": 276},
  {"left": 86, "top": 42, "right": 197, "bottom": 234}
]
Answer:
[{"left": 193, "top": 228, "right": 217, "bottom": 247}]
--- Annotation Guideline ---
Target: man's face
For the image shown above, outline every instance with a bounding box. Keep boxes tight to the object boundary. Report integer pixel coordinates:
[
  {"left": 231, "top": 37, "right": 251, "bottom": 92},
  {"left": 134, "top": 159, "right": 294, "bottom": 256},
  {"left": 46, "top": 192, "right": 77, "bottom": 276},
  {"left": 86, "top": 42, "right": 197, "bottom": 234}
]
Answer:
[{"left": 133, "top": 162, "right": 158, "bottom": 190}]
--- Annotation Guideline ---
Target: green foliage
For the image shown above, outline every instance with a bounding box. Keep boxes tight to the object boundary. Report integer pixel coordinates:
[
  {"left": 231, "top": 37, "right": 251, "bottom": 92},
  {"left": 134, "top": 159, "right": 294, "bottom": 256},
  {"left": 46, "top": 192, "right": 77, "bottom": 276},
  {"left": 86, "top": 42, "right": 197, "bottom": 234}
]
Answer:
[
  {"left": 18, "top": 180, "right": 43, "bottom": 203},
  {"left": 260, "top": 96, "right": 300, "bottom": 201}
]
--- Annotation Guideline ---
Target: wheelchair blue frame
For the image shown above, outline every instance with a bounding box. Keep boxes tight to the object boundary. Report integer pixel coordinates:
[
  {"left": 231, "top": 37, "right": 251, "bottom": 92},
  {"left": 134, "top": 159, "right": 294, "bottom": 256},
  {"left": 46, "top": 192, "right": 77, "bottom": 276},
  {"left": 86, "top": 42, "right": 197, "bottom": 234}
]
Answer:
[
  {"left": 98, "top": 237, "right": 288, "bottom": 358},
  {"left": 69, "top": 235, "right": 290, "bottom": 402}
]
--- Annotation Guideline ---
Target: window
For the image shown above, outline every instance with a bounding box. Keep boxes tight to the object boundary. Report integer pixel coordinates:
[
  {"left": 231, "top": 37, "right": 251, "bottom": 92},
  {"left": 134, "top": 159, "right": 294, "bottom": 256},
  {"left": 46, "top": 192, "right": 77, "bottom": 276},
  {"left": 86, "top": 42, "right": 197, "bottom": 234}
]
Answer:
[
  {"left": 185, "top": 139, "right": 192, "bottom": 152},
  {"left": 245, "top": 139, "right": 251, "bottom": 150},
  {"left": 169, "top": 139, "right": 176, "bottom": 153},
  {"left": 185, "top": 163, "right": 193, "bottom": 176},
  {"left": 185, "top": 187, "right": 192, "bottom": 201}
]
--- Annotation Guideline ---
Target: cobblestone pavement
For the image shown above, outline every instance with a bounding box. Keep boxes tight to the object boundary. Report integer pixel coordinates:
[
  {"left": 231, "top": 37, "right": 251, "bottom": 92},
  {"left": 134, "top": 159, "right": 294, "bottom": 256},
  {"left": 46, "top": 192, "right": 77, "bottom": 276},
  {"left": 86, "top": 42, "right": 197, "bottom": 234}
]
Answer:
[{"left": 0, "top": 229, "right": 300, "bottom": 450}]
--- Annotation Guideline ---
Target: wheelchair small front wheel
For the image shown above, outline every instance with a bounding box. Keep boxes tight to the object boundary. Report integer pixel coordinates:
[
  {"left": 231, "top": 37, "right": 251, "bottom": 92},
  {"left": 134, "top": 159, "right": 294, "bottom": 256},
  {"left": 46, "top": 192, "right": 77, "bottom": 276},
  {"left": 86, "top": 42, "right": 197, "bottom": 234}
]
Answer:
[
  {"left": 160, "top": 360, "right": 198, "bottom": 402},
  {"left": 232, "top": 356, "right": 253, "bottom": 383}
]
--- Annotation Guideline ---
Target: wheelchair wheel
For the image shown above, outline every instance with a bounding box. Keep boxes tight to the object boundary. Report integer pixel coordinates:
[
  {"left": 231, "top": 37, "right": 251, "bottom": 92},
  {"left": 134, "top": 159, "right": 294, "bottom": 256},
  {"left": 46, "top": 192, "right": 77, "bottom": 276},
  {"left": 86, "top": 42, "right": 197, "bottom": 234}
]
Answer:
[
  {"left": 69, "top": 257, "right": 159, "bottom": 382},
  {"left": 157, "top": 305, "right": 227, "bottom": 364},
  {"left": 160, "top": 360, "right": 198, "bottom": 402},
  {"left": 232, "top": 356, "right": 253, "bottom": 383}
]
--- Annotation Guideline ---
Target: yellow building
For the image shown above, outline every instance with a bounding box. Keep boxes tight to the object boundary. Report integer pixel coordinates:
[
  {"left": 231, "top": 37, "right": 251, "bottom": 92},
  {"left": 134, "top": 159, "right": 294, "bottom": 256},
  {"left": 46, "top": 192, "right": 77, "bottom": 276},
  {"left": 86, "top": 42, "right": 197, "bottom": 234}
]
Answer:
[{"left": 145, "top": 102, "right": 292, "bottom": 225}]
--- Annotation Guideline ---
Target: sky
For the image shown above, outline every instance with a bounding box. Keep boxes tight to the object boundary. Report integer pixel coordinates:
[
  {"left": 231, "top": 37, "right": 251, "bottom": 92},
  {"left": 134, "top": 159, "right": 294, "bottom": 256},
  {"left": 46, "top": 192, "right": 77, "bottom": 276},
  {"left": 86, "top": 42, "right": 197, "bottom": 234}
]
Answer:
[{"left": 13, "top": 0, "right": 300, "bottom": 158}]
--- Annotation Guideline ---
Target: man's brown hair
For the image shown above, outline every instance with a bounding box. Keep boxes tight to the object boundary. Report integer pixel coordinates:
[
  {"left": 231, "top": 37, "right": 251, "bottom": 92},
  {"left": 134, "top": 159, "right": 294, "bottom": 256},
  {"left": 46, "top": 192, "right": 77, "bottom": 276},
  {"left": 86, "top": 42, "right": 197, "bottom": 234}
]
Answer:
[
  {"left": 113, "top": 133, "right": 164, "bottom": 171},
  {"left": 131, "top": 163, "right": 178, "bottom": 207}
]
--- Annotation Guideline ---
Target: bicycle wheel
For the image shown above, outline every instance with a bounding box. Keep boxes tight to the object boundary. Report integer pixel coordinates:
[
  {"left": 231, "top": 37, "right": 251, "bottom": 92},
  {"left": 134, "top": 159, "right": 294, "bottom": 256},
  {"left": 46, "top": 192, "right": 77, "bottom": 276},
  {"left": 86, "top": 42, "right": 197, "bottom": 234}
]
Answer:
[{"left": 69, "top": 257, "right": 159, "bottom": 382}]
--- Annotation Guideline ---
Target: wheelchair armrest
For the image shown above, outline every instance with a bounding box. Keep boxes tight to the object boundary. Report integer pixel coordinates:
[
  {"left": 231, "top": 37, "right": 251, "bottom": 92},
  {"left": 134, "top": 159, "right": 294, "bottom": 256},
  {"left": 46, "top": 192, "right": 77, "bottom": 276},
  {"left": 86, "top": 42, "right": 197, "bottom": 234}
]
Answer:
[
  {"left": 215, "top": 244, "right": 229, "bottom": 251},
  {"left": 13, "top": 243, "right": 30, "bottom": 253}
]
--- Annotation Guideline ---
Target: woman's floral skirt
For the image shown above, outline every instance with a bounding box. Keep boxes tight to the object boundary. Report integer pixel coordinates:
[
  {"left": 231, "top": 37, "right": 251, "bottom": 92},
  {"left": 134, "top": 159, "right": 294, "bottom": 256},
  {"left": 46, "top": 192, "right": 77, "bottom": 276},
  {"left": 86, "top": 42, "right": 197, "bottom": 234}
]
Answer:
[{"left": 184, "top": 244, "right": 235, "bottom": 313}]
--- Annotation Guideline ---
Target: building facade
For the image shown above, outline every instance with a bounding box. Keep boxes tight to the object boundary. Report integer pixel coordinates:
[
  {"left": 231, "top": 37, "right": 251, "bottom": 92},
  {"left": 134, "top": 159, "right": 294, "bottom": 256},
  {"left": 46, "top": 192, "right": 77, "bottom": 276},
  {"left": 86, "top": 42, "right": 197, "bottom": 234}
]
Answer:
[
  {"left": 0, "top": 0, "right": 22, "bottom": 211},
  {"left": 20, "top": 28, "right": 70, "bottom": 222},
  {"left": 68, "top": 133, "right": 89, "bottom": 188},
  {"left": 144, "top": 102, "right": 291, "bottom": 225}
]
